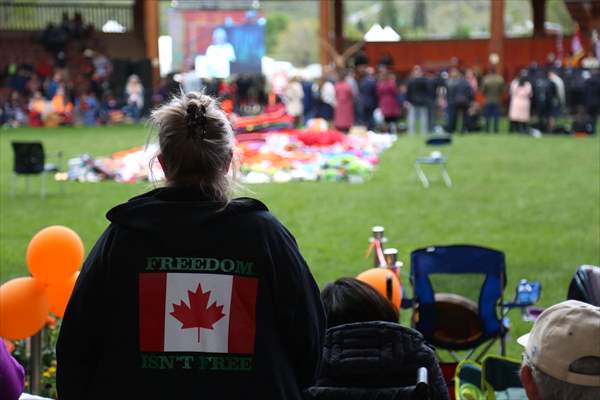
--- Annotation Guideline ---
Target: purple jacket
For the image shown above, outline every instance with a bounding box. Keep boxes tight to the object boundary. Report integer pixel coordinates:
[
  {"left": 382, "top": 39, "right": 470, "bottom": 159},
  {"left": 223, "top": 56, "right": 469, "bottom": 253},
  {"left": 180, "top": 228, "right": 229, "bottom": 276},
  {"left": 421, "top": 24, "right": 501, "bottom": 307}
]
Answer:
[{"left": 0, "top": 340, "right": 25, "bottom": 400}]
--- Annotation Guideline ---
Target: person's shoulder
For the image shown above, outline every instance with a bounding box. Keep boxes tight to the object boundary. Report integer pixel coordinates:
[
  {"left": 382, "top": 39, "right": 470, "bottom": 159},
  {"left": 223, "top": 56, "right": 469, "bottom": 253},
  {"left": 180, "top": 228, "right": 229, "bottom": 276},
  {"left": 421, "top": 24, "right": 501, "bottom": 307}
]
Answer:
[
  {"left": 228, "top": 197, "right": 277, "bottom": 223},
  {"left": 229, "top": 197, "right": 292, "bottom": 236}
]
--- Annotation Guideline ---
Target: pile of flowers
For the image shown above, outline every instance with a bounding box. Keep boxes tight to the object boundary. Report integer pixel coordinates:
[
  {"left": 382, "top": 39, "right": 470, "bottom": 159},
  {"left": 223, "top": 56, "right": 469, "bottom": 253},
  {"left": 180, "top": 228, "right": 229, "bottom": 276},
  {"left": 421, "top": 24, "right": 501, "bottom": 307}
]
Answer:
[{"left": 63, "top": 129, "right": 395, "bottom": 184}]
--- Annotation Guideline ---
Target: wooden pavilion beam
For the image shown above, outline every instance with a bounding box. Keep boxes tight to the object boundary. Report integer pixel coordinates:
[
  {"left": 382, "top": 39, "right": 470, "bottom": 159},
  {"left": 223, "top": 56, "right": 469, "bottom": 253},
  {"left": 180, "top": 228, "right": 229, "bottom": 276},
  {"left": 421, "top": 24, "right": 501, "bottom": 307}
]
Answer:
[
  {"left": 532, "top": 0, "right": 547, "bottom": 37},
  {"left": 320, "top": 0, "right": 332, "bottom": 67},
  {"left": 490, "top": 0, "right": 504, "bottom": 73},
  {"left": 334, "top": 0, "right": 344, "bottom": 55},
  {"left": 142, "top": 0, "right": 160, "bottom": 89}
]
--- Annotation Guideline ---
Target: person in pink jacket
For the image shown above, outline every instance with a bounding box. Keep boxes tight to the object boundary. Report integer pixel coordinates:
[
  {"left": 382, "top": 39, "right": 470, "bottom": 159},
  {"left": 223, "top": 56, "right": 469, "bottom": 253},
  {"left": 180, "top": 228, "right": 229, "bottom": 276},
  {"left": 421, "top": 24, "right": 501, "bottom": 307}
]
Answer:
[
  {"left": 334, "top": 70, "right": 355, "bottom": 132},
  {"left": 377, "top": 71, "right": 401, "bottom": 133},
  {"left": 509, "top": 73, "right": 533, "bottom": 134}
]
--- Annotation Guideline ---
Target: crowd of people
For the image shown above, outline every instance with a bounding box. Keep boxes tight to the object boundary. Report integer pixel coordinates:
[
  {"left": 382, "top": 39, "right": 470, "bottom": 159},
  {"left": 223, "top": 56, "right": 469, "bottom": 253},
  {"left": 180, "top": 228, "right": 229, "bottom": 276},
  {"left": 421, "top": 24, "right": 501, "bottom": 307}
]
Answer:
[
  {"left": 0, "top": 12, "right": 148, "bottom": 128},
  {"left": 3, "top": 21, "right": 599, "bottom": 137},
  {"left": 285, "top": 58, "right": 600, "bottom": 136}
]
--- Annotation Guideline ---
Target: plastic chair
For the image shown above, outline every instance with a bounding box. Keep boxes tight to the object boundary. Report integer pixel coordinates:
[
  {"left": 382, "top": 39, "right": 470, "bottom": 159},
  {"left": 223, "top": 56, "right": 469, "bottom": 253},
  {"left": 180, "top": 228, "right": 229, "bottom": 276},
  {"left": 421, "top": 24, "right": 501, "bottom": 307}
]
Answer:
[
  {"left": 11, "top": 142, "right": 63, "bottom": 199},
  {"left": 409, "top": 245, "right": 508, "bottom": 362},
  {"left": 455, "top": 360, "right": 482, "bottom": 400},
  {"left": 455, "top": 356, "right": 525, "bottom": 400},
  {"left": 415, "top": 136, "right": 452, "bottom": 188}
]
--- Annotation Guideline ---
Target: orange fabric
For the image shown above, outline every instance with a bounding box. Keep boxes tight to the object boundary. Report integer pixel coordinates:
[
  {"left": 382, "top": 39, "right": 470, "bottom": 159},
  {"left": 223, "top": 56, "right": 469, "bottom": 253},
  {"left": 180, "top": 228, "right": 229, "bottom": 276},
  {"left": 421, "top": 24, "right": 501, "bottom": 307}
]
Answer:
[
  {"left": 221, "top": 98, "right": 234, "bottom": 114},
  {"left": 51, "top": 95, "right": 73, "bottom": 113}
]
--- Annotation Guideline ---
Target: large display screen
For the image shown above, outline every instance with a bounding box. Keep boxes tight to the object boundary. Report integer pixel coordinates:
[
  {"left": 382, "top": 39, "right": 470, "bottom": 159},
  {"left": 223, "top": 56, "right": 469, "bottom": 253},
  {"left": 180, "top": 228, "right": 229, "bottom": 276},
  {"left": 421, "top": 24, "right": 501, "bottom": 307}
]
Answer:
[{"left": 169, "top": 9, "right": 265, "bottom": 78}]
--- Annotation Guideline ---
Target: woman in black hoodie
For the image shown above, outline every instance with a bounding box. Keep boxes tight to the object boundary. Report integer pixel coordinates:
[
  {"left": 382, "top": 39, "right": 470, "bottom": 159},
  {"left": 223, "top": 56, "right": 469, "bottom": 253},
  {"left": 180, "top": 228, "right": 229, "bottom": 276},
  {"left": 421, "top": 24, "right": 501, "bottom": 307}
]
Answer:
[
  {"left": 56, "top": 92, "right": 326, "bottom": 400},
  {"left": 305, "top": 278, "right": 449, "bottom": 400}
]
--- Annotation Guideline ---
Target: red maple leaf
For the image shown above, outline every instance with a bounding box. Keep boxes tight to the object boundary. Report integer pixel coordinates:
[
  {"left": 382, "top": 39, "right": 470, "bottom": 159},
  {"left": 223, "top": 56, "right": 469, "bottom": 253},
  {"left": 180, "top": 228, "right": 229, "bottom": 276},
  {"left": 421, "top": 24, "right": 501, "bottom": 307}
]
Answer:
[{"left": 170, "top": 283, "right": 226, "bottom": 343}]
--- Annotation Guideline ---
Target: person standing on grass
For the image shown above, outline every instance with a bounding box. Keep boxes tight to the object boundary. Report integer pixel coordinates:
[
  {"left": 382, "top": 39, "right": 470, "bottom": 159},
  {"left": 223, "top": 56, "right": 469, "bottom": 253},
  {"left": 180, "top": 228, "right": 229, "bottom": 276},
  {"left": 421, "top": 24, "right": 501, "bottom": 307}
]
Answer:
[
  {"left": 284, "top": 76, "right": 304, "bottom": 127},
  {"left": 481, "top": 66, "right": 505, "bottom": 133},
  {"left": 334, "top": 69, "right": 355, "bottom": 133},
  {"left": 56, "top": 92, "right": 326, "bottom": 400},
  {"left": 356, "top": 65, "right": 378, "bottom": 131},
  {"left": 377, "top": 70, "right": 401, "bottom": 134},
  {"left": 406, "top": 65, "right": 430, "bottom": 135},
  {"left": 584, "top": 68, "right": 600, "bottom": 134},
  {"left": 509, "top": 72, "right": 533, "bottom": 134},
  {"left": 446, "top": 68, "right": 473, "bottom": 134},
  {"left": 532, "top": 69, "right": 557, "bottom": 133},
  {"left": 313, "top": 76, "right": 336, "bottom": 125}
]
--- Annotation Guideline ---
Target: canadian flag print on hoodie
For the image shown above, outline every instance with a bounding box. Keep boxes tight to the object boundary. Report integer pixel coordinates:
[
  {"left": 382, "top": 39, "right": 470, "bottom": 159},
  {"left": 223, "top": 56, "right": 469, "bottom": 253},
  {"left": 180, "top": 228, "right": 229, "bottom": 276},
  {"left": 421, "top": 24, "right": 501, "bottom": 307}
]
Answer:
[{"left": 139, "top": 271, "right": 258, "bottom": 354}]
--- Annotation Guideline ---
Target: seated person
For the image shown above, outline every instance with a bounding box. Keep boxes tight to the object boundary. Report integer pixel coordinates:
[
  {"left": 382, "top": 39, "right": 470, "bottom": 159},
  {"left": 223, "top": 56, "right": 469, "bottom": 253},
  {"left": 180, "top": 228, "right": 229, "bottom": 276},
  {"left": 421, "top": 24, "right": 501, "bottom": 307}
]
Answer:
[
  {"left": 28, "top": 91, "right": 47, "bottom": 127},
  {"left": 305, "top": 277, "right": 449, "bottom": 400},
  {"left": 48, "top": 87, "right": 73, "bottom": 126},
  {"left": 519, "top": 300, "right": 600, "bottom": 400},
  {"left": 2, "top": 92, "right": 27, "bottom": 128},
  {"left": 101, "top": 94, "right": 125, "bottom": 124},
  {"left": 75, "top": 92, "right": 99, "bottom": 126}
]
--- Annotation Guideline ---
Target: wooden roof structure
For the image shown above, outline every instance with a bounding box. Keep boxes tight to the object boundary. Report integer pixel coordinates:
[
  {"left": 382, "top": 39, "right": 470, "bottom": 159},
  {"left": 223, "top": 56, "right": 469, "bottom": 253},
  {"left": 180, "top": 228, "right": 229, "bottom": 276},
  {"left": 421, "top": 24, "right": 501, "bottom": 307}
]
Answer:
[{"left": 317, "top": 0, "right": 600, "bottom": 73}]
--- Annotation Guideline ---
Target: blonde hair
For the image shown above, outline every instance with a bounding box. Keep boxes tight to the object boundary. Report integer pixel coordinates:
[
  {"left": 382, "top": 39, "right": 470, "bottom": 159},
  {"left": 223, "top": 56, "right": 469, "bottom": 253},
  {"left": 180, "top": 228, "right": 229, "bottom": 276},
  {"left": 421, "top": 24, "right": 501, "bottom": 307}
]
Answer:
[{"left": 149, "top": 91, "right": 235, "bottom": 202}]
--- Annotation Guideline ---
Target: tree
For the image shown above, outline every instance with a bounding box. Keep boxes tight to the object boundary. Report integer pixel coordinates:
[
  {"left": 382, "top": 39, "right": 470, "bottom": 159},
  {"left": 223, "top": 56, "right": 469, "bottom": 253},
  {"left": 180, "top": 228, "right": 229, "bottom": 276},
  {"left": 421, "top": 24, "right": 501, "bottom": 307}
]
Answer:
[
  {"left": 379, "top": 0, "right": 399, "bottom": 32},
  {"left": 413, "top": 0, "right": 427, "bottom": 30},
  {"left": 272, "top": 18, "right": 319, "bottom": 66},
  {"left": 453, "top": 24, "right": 471, "bottom": 39},
  {"left": 546, "top": 0, "right": 575, "bottom": 34},
  {"left": 266, "top": 13, "right": 289, "bottom": 56}
]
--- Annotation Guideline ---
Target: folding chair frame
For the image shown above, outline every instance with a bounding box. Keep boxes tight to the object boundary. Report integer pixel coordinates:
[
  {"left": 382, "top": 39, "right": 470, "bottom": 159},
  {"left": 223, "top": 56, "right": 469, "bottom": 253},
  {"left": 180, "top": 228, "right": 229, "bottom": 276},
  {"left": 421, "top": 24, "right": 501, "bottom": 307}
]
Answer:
[
  {"left": 409, "top": 245, "right": 508, "bottom": 363},
  {"left": 415, "top": 160, "right": 452, "bottom": 188}
]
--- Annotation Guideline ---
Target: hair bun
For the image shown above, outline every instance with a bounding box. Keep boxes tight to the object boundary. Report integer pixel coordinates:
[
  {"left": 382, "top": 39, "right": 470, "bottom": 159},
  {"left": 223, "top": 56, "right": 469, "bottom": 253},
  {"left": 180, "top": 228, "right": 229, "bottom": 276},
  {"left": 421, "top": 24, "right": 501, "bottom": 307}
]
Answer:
[
  {"left": 185, "top": 102, "right": 207, "bottom": 140},
  {"left": 187, "top": 102, "right": 199, "bottom": 116}
]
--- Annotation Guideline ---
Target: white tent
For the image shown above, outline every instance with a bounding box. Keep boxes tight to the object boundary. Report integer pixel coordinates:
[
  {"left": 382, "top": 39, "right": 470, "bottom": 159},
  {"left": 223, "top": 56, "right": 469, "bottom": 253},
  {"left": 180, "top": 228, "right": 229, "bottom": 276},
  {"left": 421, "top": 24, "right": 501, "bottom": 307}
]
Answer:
[{"left": 364, "top": 24, "right": 400, "bottom": 42}]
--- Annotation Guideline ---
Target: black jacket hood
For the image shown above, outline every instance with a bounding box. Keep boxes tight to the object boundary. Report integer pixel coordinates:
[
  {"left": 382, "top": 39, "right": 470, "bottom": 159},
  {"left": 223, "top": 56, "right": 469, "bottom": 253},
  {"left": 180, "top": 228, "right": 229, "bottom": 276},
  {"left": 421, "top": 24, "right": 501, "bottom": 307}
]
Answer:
[{"left": 106, "top": 186, "right": 268, "bottom": 233}]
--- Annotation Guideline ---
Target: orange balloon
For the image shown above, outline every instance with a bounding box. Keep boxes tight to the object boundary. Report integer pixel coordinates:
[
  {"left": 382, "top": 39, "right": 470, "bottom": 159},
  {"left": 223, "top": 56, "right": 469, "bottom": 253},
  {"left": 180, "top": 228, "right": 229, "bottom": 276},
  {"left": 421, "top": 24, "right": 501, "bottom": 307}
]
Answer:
[
  {"left": 27, "top": 226, "right": 84, "bottom": 286},
  {"left": 46, "top": 271, "right": 80, "bottom": 317},
  {"left": 356, "top": 268, "right": 402, "bottom": 310},
  {"left": 0, "top": 277, "right": 49, "bottom": 340}
]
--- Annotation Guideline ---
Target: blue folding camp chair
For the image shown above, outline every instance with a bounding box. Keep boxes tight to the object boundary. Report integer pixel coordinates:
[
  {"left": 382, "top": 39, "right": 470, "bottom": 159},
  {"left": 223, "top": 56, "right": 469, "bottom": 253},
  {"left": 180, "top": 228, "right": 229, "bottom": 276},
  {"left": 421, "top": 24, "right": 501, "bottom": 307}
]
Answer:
[{"left": 409, "top": 245, "right": 508, "bottom": 362}]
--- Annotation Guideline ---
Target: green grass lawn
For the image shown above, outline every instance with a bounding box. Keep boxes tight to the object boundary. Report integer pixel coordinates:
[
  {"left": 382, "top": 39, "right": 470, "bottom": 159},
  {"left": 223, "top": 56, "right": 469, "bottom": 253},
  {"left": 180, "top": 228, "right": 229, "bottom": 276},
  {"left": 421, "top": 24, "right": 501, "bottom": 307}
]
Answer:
[{"left": 1, "top": 125, "right": 599, "bottom": 359}]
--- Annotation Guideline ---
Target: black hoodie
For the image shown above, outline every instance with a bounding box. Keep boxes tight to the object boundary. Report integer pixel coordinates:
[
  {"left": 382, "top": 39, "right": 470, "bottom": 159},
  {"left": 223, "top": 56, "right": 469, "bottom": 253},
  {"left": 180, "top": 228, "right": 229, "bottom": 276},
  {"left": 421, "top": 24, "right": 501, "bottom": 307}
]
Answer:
[{"left": 56, "top": 186, "right": 326, "bottom": 400}]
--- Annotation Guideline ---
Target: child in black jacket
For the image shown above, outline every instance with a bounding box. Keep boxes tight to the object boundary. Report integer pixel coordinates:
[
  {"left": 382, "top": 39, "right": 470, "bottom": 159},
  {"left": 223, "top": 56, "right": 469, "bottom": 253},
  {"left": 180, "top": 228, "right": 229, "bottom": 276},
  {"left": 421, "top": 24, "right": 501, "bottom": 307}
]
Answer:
[{"left": 305, "top": 278, "right": 449, "bottom": 400}]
